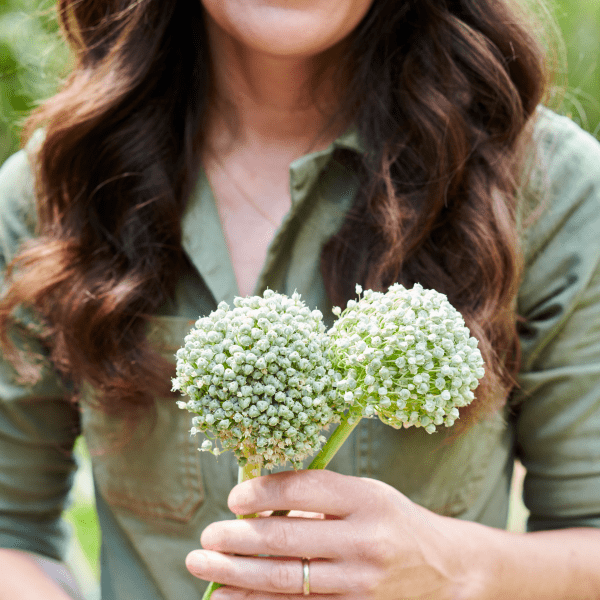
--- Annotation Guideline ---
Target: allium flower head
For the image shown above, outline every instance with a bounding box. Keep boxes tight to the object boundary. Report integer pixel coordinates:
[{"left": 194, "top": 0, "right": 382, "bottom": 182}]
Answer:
[
  {"left": 173, "top": 290, "right": 344, "bottom": 470},
  {"left": 328, "top": 283, "right": 484, "bottom": 433}
]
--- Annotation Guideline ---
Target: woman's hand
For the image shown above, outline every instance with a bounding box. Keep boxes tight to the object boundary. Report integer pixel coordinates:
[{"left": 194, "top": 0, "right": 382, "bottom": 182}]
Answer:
[{"left": 186, "top": 469, "right": 482, "bottom": 599}]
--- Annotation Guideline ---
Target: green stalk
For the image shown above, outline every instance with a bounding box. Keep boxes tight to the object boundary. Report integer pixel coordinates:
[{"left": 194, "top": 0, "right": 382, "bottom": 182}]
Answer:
[
  {"left": 201, "top": 462, "right": 260, "bottom": 599},
  {"left": 201, "top": 582, "right": 223, "bottom": 600},
  {"left": 306, "top": 410, "right": 362, "bottom": 470},
  {"left": 237, "top": 461, "right": 259, "bottom": 519},
  {"left": 271, "top": 410, "right": 362, "bottom": 517}
]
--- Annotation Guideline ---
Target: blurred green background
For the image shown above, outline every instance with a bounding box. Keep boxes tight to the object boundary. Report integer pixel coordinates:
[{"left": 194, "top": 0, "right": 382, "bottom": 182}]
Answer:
[
  {"left": 0, "top": 0, "right": 70, "bottom": 161},
  {"left": 0, "top": 0, "right": 598, "bottom": 598}
]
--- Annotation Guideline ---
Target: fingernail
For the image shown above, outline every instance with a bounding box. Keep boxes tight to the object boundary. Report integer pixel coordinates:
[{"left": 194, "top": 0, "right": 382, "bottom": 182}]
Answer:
[{"left": 185, "top": 551, "right": 206, "bottom": 575}]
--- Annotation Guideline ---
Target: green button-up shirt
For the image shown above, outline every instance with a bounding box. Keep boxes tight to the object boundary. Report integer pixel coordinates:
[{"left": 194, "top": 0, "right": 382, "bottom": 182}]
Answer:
[{"left": 1, "top": 108, "right": 600, "bottom": 599}]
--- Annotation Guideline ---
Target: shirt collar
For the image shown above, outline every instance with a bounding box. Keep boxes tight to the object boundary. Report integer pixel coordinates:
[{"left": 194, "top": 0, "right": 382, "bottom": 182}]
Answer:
[{"left": 180, "top": 127, "right": 364, "bottom": 305}]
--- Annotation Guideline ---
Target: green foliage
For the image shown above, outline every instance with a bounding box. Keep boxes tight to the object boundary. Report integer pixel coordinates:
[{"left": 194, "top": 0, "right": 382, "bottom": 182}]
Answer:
[
  {"left": 63, "top": 437, "right": 101, "bottom": 589},
  {"left": 0, "top": 0, "right": 69, "bottom": 161},
  {"left": 553, "top": 0, "right": 600, "bottom": 137},
  {"left": 63, "top": 496, "right": 101, "bottom": 579}
]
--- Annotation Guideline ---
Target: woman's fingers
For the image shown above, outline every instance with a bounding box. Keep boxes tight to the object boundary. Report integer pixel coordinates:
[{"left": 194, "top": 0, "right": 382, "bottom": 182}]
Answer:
[
  {"left": 189, "top": 472, "right": 458, "bottom": 599},
  {"left": 228, "top": 469, "right": 382, "bottom": 518},
  {"left": 187, "top": 552, "right": 364, "bottom": 596},
  {"left": 212, "top": 588, "right": 336, "bottom": 600},
  {"left": 201, "top": 515, "right": 345, "bottom": 559}
]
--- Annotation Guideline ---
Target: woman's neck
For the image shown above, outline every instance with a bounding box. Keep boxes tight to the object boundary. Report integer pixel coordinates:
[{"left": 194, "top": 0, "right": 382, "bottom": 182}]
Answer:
[{"left": 204, "top": 12, "right": 346, "bottom": 158}]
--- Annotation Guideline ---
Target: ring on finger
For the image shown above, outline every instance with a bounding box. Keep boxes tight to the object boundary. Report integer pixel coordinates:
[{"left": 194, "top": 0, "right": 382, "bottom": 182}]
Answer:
[{"left": 302, "top": 557, "right": 310, "bottom": 596}]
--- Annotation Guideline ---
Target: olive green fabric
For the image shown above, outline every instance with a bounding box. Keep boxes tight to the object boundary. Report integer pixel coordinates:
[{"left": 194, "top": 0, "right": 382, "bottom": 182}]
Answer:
[{"left": 1, "top": 108, "right": 600, "bottom": 599}]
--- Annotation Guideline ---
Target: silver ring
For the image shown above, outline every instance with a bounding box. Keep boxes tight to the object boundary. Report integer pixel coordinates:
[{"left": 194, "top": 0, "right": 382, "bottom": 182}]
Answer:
[{"left": 302, "top": 557, "right": 310, "bottom": 596}]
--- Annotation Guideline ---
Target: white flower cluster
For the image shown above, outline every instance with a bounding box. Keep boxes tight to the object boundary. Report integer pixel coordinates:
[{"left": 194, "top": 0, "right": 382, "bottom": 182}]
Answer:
[
  {"left": 173, "top": 290, "right": 344, "bottom": 470},
  {"left": 328, "top": 283, "right": 484, "bottom": 433}
]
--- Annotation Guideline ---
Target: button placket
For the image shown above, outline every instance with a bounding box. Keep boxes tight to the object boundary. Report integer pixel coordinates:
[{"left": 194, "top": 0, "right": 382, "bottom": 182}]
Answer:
[{"left": 254, "top": 153, "right": 338, "bottom": 295}]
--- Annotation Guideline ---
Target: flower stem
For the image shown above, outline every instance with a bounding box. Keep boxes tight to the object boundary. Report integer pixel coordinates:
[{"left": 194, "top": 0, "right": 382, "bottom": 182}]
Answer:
[
  {"left": 238, "top": 462, "right": 259, "bottom": 519},
  {"left": 271, "top": 410, "right": 362, "bottom": 517},
  {"left": 201, "top": 582, "right": 223, "bottom": 600},
  {"left": 201, "top": 463, "right": 261, "bottom": 599},
  {"left": 307, "top": 411, "right": 362, "bottom": 470}
]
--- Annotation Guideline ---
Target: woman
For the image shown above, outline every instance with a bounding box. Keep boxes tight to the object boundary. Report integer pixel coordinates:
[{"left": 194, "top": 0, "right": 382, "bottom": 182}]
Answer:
[{"left": 1, "top": 0, "right": 600, "bottom": 598}]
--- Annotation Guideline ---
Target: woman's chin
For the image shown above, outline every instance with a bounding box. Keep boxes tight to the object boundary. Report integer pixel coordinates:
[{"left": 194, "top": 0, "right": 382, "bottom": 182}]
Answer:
[{"left": 200, "top": 0, "right": 375, "bottom": 59}]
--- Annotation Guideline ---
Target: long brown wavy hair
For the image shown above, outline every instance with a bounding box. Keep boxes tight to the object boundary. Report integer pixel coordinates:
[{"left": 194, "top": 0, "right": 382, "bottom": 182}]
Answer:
[{"left": 0, "top": 0, "right": 555, "bottom": 422}]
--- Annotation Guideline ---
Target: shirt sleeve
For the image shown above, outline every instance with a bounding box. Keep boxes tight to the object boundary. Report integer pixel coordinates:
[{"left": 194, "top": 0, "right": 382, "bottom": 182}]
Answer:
[
  {"left": 0, "top": 147, "right": 80, "bottom": 561},
  {"left": 514, "top": 109, "right": 600, "bottom": 531}
]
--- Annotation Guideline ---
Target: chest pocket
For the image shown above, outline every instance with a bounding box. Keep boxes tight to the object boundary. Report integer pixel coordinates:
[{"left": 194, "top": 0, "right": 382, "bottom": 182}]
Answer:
[
  {"left": 328, "top": 409, "right": 510, "bottom": 518},
  {"left": 80, "top": 316, "right": 205, "bottom": 523},
  {"left": 385, "top": 412, "right": 510, "bottom": 516}
]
